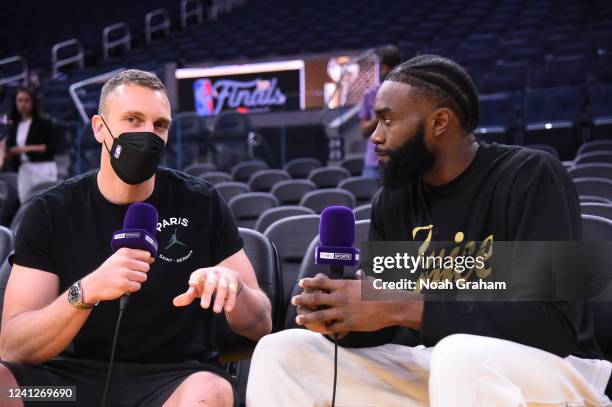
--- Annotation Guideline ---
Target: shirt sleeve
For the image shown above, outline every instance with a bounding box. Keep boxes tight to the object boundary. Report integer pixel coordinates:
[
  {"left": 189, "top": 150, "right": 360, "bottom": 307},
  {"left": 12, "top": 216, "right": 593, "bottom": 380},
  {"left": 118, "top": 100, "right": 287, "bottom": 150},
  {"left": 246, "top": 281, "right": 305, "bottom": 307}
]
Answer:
[
  {"left": 208, "top": 188, "right": 244, "bottom": 266},
  {"left": 420, "top": 152, "right": 583, "bottom": 356},
  {"left": 9, "top": 197, "right": 57, "bottom": 274}
]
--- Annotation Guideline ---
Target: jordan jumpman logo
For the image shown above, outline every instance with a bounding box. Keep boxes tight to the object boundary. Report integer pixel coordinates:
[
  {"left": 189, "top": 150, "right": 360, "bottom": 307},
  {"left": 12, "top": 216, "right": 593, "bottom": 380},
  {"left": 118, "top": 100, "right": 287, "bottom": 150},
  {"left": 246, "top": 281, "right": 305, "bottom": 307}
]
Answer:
[{"left": 165, "top": 228, "right": 187, "bottom": 250}]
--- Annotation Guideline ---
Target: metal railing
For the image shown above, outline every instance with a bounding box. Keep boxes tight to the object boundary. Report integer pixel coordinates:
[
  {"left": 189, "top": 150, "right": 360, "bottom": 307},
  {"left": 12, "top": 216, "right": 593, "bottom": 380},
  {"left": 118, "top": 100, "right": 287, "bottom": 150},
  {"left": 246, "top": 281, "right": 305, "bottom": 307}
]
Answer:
[
  {"left": 181, "top": 0, "right": 203, "bottom": 29},
  {"left": 51, "top": 39, "right": 84, "bottom": 79},
  {"left": 102, "top": 22, "right": 131, "bottom": 59},
  {"left": 68, "top": 68, "right": 125, "bottom": 123},
  {"left": 0, "top": 56, "right": 28, "bottom": 86},
  {"left": 145, "top": 9, "right": 170, "bottom": 44}
]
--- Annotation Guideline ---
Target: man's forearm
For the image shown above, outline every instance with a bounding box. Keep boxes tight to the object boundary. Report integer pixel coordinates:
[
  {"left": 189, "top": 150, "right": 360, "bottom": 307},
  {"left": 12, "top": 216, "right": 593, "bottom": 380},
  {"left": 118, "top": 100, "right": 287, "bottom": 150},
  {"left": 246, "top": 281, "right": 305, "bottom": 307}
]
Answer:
[
  {"left": 25, "top": 144, "right": 46, "bottom": 153},
  {"left": 226, "top": 287, "right": 272, "bottom": 341},
  {"left": 328, "top": 301, "right": 422, "bottom": 348},
  {"left": 0, "top": 290, "right": 91, "bottom": 364},
  {"left": 372, "top": 298, "right": 424, "bottom": 331},
  {"left": 386, "top": 300, "right": 424, "bottom": 331}
]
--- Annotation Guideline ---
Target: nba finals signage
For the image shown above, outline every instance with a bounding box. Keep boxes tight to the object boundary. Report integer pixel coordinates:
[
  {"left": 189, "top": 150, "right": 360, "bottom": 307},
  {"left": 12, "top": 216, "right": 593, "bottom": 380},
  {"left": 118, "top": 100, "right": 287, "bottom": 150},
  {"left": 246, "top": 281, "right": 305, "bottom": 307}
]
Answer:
[{"left": 176, "top": 60, "right": 304, "bottom": 116}]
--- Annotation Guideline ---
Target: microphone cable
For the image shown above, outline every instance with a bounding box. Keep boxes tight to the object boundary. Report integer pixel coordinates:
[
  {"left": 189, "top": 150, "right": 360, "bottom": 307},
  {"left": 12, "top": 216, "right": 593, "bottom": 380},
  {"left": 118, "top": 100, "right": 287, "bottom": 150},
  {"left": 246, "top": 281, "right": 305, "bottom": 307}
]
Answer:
[
  {"left": 330, "top": 270, "right": 365, "bottom": 406},
  {"left": 100, "top": 295, "right": 129, "bottom": 407},
  {"left": 331, "top": 334, "right": 339, "bottom": 407}
]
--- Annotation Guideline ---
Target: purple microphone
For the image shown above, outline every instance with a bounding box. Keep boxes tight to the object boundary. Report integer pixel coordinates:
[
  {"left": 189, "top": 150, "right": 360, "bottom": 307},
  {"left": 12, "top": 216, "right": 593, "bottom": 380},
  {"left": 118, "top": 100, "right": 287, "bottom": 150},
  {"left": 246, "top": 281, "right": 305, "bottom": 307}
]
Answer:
[
  {"left": 111, "top": 202, "right": 159, "bottom": 257},
  {"left": 315, "top": 206, "right": 360, "bottom": 278},
  {"left": 111, "top": 202, "right": 158, "bottom": 309}
]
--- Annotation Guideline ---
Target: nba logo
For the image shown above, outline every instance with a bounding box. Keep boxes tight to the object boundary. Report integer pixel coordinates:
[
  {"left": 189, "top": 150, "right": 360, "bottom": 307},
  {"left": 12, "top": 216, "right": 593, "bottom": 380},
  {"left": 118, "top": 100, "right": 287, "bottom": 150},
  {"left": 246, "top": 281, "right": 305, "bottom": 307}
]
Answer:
[
  {"left": 194, "top": 79, "right": 215, "bottom": 116},
  {"left": 114, "top": 145, "right": 122, "bottom": 159}
]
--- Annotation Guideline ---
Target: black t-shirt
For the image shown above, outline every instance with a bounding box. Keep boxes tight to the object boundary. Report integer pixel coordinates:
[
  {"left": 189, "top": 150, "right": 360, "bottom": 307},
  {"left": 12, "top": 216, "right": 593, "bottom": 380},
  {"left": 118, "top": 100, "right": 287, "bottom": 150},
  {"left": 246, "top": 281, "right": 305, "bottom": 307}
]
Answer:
[
  {"left": 10, "top": 168, "right": 243, "bottom": 363},
  {"left": 348, "top": 142, "right": 602, "bottom": 358}
]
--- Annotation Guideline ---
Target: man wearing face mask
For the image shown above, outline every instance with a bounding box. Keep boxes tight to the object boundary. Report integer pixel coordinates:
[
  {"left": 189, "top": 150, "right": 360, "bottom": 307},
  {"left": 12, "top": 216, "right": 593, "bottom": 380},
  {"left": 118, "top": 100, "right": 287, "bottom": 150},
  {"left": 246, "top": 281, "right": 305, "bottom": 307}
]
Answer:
[
  {"left": 0, "top": 70, "right": 271, "bottom": 407},
  {"left": 246, "top": 56, "right": 611, "bottom": 406}
]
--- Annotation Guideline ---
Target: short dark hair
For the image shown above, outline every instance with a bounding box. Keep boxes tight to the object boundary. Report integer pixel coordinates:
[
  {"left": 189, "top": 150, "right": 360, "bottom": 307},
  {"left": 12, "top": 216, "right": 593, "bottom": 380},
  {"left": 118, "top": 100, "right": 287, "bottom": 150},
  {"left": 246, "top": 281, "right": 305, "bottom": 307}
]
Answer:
[
  {"left": 378, "top": 45, "right": 402, "bottom": 69},
  {"left": 386, "top": 54, "right": 479, "bottom": 132},
  {"left": 99, "top": 69, "right": 168, "bottom": 114}
]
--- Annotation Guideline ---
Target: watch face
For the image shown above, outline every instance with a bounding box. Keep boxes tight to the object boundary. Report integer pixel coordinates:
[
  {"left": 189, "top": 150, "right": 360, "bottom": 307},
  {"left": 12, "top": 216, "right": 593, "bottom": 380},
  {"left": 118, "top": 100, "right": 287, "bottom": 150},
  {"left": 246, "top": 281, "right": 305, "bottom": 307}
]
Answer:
[{"left": 68, "top": 285, "right": 80, "bottom": 305}]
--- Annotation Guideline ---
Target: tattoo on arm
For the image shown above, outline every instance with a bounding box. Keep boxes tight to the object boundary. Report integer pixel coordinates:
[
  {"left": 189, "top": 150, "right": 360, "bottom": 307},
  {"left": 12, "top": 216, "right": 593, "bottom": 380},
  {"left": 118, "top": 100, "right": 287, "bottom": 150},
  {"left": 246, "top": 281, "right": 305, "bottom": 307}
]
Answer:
[{"left": 232, "top": 301, "right": 269, "bottom": 333}]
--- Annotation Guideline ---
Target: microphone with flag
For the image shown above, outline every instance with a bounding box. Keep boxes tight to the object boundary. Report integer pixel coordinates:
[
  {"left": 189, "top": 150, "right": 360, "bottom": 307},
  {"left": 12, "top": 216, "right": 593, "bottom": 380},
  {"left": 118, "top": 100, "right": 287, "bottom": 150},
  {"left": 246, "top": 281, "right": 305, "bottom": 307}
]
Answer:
[
  {"left": 111, "top": 202, "right": 158, "bottom": 308},
  {"left": 315, "top": 206, "right": 360, "bottom": 279}
]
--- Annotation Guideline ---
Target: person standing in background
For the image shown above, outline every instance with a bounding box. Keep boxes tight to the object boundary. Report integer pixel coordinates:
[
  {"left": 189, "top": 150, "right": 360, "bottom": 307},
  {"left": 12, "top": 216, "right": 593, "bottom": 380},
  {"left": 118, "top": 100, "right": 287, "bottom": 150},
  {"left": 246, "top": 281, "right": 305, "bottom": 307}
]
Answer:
[
  {"left": 7, "top": 87, "right": 57, "bottom": 203},
  {"left": 359, "top": 45, "right": 402, "bottom": 179}
]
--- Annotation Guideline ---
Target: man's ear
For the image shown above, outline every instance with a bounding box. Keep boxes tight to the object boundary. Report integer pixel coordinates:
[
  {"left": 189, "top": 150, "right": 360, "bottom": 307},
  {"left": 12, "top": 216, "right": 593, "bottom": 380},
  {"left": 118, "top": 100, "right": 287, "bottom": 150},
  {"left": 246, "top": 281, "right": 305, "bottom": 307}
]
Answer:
[
  {"left": 91, "top": 114, "right": 107, "bottom": 144},
  {"left": 431, "top": 108, "right": 451, "bottom": 138}
]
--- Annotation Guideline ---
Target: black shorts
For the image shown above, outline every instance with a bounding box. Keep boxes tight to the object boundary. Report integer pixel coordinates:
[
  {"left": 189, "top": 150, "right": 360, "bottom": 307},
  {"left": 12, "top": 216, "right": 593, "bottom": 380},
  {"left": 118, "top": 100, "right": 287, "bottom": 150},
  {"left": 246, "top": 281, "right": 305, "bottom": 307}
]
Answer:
[{"left": 0, "top": 356, "right": 237, "bottom": 407}]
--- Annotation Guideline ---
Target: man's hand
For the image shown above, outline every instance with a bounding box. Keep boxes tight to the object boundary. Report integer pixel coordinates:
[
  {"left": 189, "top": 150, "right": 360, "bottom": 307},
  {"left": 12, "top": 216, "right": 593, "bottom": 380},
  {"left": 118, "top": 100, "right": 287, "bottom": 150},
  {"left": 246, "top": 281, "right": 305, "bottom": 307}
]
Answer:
[
  {"left": 292, "top": 271, "right": 423, "bottom": 334},
  {"left": 173, "top": 266, "right": 242, "bottom": 313},
  {"left": 293, "top": 273, "right": 331, "bottom": 334},
  {"left": 293, "top": 274, "right": 382, "bottom": 334},
  {"left": 81, "top": 248, "right": 154, "bottom": 303}
]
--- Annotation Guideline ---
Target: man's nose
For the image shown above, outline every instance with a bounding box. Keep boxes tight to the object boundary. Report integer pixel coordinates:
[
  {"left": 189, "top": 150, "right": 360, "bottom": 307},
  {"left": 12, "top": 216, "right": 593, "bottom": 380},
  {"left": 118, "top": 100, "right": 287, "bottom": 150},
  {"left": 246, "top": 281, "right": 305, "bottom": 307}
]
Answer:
[
  {"left": 141, "top": 122, "right": 156, "bottom": 132},
  {"left": 370, "top": 121, "right": 384, "bottom": 145}
]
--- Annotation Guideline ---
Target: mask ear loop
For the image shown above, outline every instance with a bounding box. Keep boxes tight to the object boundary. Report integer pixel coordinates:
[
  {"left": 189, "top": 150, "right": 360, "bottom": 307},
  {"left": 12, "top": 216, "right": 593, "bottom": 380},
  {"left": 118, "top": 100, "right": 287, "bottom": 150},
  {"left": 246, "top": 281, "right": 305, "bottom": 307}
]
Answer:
[{"left": 99, "top": 115, "right": 117, "bottom": 155}]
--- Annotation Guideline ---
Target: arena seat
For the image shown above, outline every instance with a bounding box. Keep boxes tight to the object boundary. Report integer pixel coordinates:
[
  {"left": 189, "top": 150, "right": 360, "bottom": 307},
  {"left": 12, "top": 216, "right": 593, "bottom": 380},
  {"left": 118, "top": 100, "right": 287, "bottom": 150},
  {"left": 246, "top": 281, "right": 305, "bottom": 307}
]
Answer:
[
  {"left": 338, "top": 177, "right": 380, "bottom": 206},
  {"left": 228, "top": 192, "right": 279, "bottom": 229},
  {"left": 523, "top": 86, "right": 586, "bottom": 160},
  {"left": 283, "top": 158, "right": 323, "bottom": 179},
  {"left": 300, "top": 189, "right": 356, "bottom": 214},
  {"left": 581, "top": 203, "right": 612, "bottom": 220},
  {"left": 307, "top": 167, "right": 351, "bottom": 189},
  {"left": 231, "top": 161, "right": 269, "bottom": 183},
  {"left": 215, "top": 182, "right": 250, "bottom": 203},
  {"left": 263, "top": 214, "right": 320, "bottom": 319},
  {"left": 248, "top": 170, "right": 291, "bottom": 193},
  {"left": 270, "top": 180, "right": 317, "bottom": 205},
  {"left": 254, "top": 206, "right": 315, "bottom": 233},
  {"left": 198, "top": 171, "right": 232, "bottom": 185},
  {"left": 183, "top": 163, "right": 218, "bottom": 177}
]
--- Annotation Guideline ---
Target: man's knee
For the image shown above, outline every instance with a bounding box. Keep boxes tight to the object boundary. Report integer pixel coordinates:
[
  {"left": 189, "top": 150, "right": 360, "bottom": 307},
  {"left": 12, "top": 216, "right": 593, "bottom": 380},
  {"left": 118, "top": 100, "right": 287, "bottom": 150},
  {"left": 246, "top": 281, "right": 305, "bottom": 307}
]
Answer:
[
  {"left": 255, "top": 328, "right": 326, "bottom": 356},
  {"left": 166, "top": 372, "right": 233, "bottom": 407},
  {"left": 430, "top": 334, "right": 484, "bottom": 378},
  {"left": 0, "top": 364, "right": 23, "bottom": 407},
  {"left": 0, "top": 364, "right": 18, "bottom": 387}
]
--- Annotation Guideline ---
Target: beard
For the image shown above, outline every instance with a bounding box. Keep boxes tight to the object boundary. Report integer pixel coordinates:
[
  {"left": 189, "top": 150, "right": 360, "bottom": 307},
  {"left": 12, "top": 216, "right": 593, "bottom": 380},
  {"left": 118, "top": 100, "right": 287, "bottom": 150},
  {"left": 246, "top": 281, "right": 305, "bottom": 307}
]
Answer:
[{"left": 378, "top": 122, "right": 435, "bottom": 190}]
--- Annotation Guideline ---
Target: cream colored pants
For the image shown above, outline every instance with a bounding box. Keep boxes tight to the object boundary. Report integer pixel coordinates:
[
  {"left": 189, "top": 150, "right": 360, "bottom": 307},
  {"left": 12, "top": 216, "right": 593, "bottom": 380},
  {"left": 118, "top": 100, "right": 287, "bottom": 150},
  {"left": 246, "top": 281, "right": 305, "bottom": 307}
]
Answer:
[
  {"left": 246, "top": 329, "right": 612, "bottom": 407},
  {"left": 17, "top": 161, "right": 57, "bottom": 203}
]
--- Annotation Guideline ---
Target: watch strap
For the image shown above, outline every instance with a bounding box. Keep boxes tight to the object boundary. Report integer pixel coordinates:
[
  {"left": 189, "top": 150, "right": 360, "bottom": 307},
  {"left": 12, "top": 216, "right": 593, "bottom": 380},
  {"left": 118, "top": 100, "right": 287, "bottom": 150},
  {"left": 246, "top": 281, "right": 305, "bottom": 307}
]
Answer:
[{"left": 69, "top": 280, "right": 98, "bottom": 310}]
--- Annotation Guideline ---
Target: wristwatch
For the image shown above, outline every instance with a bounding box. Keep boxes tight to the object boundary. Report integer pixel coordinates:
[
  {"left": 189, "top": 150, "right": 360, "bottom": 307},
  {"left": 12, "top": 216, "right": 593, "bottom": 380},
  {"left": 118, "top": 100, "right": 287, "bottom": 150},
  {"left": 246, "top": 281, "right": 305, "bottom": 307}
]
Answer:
[{"left": 68, "top": 280, "right": 99, "bottom": 310}]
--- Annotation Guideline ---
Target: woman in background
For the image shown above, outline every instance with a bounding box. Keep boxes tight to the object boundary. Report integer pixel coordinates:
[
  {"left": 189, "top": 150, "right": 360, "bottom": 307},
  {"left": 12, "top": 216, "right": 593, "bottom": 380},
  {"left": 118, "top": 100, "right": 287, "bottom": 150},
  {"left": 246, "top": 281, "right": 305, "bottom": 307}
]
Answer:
[{"left": 7, "top": 87, "right": 57, "bottom": 203}]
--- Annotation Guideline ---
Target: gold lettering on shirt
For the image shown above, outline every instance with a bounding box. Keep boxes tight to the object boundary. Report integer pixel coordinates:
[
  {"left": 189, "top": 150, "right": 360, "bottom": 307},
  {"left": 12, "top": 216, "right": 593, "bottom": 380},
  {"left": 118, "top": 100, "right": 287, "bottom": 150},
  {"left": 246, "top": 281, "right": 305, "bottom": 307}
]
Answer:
[
  {"left": 412, "top": 224, "right": 433, "bottom": 256},
  {"left": 410, "top": 225, "right": 494, "bottom": 293}
]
